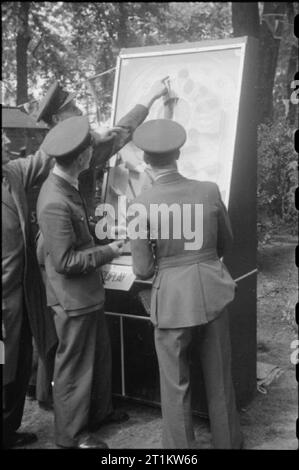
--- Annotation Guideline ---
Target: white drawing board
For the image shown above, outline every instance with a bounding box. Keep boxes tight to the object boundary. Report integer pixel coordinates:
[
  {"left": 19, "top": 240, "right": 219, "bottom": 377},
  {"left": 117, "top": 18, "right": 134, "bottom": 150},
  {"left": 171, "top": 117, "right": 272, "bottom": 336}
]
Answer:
[{"left": 107, "top": 40, "right": 246, "bottom": 207}]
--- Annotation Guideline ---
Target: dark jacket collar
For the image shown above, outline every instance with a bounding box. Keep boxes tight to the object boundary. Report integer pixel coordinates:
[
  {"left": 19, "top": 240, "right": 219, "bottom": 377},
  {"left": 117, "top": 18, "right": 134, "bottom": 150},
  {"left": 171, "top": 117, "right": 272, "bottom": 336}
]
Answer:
[
  {"left": 49, "top": 172, "right": 82, "bottom": 203},
  {"left": 153, "top": 171, "right": 186, "bottom": 186}
]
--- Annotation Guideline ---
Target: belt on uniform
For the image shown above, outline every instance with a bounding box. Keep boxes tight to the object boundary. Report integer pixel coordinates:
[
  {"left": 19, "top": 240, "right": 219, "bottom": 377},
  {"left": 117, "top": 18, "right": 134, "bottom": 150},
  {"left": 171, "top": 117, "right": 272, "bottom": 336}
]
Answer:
[{"left": 157, "top": 248, "right": 218, "bottom": 270}]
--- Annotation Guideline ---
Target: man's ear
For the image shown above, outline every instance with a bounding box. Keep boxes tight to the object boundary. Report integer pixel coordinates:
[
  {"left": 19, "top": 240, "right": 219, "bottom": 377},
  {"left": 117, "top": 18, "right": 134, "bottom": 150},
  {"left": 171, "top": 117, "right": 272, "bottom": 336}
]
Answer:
[
  {"left": 77, "top": 153, "right": 84, "bottom": 167},
  {"left": 52, "top": 114, "right": 59, "bottom": 125},
  {"left": 143, "top": 152, "right": 150, "bottom": 165}
]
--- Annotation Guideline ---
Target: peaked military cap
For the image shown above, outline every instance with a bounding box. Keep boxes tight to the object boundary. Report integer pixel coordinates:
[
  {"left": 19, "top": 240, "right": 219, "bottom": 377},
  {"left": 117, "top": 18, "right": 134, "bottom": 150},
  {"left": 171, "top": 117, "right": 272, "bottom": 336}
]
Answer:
[
  {"left": 132, "top": 119, "right": 186, "bottom": 155},
  {"left": 41, "top": 116, "right": 91, "bottom": 159},
  {"left": 36, "top": 81, "right": 76, "bottom": 123}
]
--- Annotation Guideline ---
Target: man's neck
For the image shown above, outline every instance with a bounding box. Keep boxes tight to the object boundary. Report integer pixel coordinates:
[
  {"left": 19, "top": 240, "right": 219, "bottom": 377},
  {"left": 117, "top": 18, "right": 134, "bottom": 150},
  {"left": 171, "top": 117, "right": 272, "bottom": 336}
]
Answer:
[
  {"left": 53, "top": 164, "right": 79, "bottom": 190},
  {"left": 59, "top": 164, "right": 79, "bottom": 179},
  {"left": 151, "top": 163, "right": 178, "bottom": 180}
]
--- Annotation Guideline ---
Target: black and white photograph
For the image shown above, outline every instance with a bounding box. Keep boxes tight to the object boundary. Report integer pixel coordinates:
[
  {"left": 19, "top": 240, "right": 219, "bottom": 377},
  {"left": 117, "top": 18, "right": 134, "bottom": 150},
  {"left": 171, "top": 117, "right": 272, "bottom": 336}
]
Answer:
[{"left": 1, "top": 1, "right": 298, "bottom": 454}]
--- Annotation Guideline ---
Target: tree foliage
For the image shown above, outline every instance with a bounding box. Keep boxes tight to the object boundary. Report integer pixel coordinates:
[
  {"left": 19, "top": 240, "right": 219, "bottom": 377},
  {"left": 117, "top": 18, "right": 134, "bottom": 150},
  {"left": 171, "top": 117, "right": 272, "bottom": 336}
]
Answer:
[
  {"left": 2, "top": 1, "right": 296, "bottom": 119},
  {"left": 257, "top": 120, "right": 297, "bottom": 241},
  {"left": 231, "top": 2, "right": 298, "bottom": 240},
  {"left": 232, "top": 2, "right": 298, "bottom": 124},
  {"left": 1, "top": 2, "right": 231, "bottom": 113},
  {"left": 2, "top": 2, "right": 297, "bottom": 236}
]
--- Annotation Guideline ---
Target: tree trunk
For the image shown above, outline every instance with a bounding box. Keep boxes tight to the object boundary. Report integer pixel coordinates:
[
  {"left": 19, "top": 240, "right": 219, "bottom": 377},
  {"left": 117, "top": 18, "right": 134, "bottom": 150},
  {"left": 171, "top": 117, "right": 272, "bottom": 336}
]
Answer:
[
  {"left": 231, "top": 2, "right": 260, "bottom": 38},
  {"left": 231, "top": 2, "right": 286, "bottom": 124},
  {"left": 117, "top": 3, "right": 129, "bottom": 48},
  {"left": 16, "top": 2, "right": 31, "bottom": 105}
]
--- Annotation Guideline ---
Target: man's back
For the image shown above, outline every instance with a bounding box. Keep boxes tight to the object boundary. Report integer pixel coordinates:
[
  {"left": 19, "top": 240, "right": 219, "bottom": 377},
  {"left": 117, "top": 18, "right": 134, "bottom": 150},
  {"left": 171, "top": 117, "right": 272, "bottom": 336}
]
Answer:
[
  {"left": 129, "top": 118, "right": 242, "bottom": 449},
  {"left": 135, "top": 172, "right": 231, "bottom": 256},
  {"left": 129, "top": 171, "right": 236, "bottom": 328}
]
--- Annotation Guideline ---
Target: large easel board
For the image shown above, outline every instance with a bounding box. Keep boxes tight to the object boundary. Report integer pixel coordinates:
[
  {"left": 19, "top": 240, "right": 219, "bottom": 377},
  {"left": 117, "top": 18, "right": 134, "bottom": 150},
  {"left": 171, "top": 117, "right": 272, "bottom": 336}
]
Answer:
[
  {"left": 105, "top": 37, "right": 247, "bottom": 212},
  {"left": 103, "top": 37, "right": 259, "bottom": 413}
]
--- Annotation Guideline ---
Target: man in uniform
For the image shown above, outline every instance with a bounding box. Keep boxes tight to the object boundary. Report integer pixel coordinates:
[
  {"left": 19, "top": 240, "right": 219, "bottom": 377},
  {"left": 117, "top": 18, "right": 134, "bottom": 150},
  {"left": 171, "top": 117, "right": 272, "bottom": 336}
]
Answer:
[
  {"left": 2, "top": 131, "right": 53, "bottom": 448},
  {"left": 129, "top": 119, "right": 243, "bottom": 449},
  {"left": 29, "top": 80, "right": 125, "bottom": 410},
  {"left": 2, "top": 79, "right": 166, "bottom": 447},
  {"left": 37, "top": 83, "right": 167, "bottom": 449},
  {"left": 37, "top": 117, "right": 123, "bottom": 448},
  {"left": 32, "top": 79, "right": 168, "bottom": 411}
]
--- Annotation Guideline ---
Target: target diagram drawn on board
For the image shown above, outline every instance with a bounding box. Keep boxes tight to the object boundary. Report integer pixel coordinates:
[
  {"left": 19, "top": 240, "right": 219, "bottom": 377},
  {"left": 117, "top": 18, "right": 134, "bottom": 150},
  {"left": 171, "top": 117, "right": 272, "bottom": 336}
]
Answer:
[{"left": 103, "top": 42, "right": 245, "bottom": 238}]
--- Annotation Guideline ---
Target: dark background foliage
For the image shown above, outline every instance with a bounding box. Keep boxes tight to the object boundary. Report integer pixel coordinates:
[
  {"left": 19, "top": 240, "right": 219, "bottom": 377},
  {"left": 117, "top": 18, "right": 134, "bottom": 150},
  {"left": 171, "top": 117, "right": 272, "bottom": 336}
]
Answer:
[{"left": 2, "top": 2, "right": 298, "bottom": 241}]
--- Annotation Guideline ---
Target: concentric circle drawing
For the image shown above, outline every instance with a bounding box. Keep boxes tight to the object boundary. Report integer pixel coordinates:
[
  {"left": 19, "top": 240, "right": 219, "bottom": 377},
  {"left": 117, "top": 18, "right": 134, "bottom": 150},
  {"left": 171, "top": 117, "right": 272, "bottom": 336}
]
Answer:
[{"left": 111, "top": 47, "right": 243, "bottom": 206}]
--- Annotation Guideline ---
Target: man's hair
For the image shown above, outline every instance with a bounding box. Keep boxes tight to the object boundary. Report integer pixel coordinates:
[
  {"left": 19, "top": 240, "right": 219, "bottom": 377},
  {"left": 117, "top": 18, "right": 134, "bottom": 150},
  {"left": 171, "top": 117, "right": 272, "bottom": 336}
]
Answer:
[
  {"left": 42, "top": 114, "right": 54, "bottom": 127},
  {"left": 43, "top": 102, "right": 75, "bottom": 127},
  {"left": 144, "top": 150, "right": 179, "bottom": 168},
  {"left": 55, "top": 151, "right": 79, "bottom": 168},
  {"left": 54, "top": 132, "right": 91, "bottom": 168}
]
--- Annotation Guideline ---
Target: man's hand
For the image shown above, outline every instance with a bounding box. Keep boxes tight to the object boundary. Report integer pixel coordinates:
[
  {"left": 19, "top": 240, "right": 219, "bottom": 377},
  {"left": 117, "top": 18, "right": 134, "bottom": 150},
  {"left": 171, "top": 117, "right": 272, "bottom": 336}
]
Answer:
[
  {"left": 110, "top": 225, "right": 127, "bottom": 240},
  {"left": 109, "top": 240, "right": 124, "bottom": 258},
  {"left": 91, "top": 127, "right": 123, "bottom": 146},
  {"left": 148, "top": 77, "right": 169, "bottom": 100},
  {"left": 139, "top": 77, "right": 169, "bottom": 109}
]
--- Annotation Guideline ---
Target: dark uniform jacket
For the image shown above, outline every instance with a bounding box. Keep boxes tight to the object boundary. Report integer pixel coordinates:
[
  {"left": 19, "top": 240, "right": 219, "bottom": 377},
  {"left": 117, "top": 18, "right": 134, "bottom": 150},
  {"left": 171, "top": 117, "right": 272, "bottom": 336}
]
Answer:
[
  {"left": 37, "top": 173, "right": 116, "bottom": 313},
  {"left": 2, "top": 150, "right": 55, "bottom": 384},
  {"left": 130, "top": 172, "right": 236, "bottom": 328}
]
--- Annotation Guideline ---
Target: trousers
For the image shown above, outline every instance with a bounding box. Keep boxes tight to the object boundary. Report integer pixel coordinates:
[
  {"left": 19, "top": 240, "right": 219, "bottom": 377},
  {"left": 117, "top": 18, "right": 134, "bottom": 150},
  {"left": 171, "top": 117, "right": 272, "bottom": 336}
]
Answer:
[
  {"left": 29, "top": 338, "right": 55, "bottom": 404},
  {"left": 52, "top": 308, "right": 113, "bottom": 447},
  {"left": 3, "top": 310, "right": 32, "bottom": 443},
  {"left": 154, "top": 309, "right": 242, "bottom": 449}
]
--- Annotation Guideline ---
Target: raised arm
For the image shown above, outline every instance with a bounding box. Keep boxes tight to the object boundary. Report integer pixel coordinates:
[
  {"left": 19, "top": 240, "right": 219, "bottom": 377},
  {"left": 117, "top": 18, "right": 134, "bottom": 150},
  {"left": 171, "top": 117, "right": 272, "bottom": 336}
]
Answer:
[
  {"left": 91, "top": 78, "right": 168, "bottom": 167},
  {"left": 7, "top": 148, "right": 53, "bottom": 192}
]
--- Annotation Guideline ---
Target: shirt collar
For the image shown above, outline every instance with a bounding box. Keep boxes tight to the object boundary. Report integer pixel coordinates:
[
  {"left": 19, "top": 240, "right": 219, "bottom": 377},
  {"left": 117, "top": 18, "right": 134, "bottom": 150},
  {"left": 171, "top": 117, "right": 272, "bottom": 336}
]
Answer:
[
  {"left": 153, "top": 168, "right": 178, "bottom": 182},
  {"left": 53, "top": 164, "right": 79, "bottom": 190}
]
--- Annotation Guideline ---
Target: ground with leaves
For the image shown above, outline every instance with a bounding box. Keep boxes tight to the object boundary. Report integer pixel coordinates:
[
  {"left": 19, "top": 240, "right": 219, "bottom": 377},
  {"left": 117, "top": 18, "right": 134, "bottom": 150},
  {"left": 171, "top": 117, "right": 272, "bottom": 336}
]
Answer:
[{"left": 15, "top": 233, "right": 297, "bottom": 450}]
